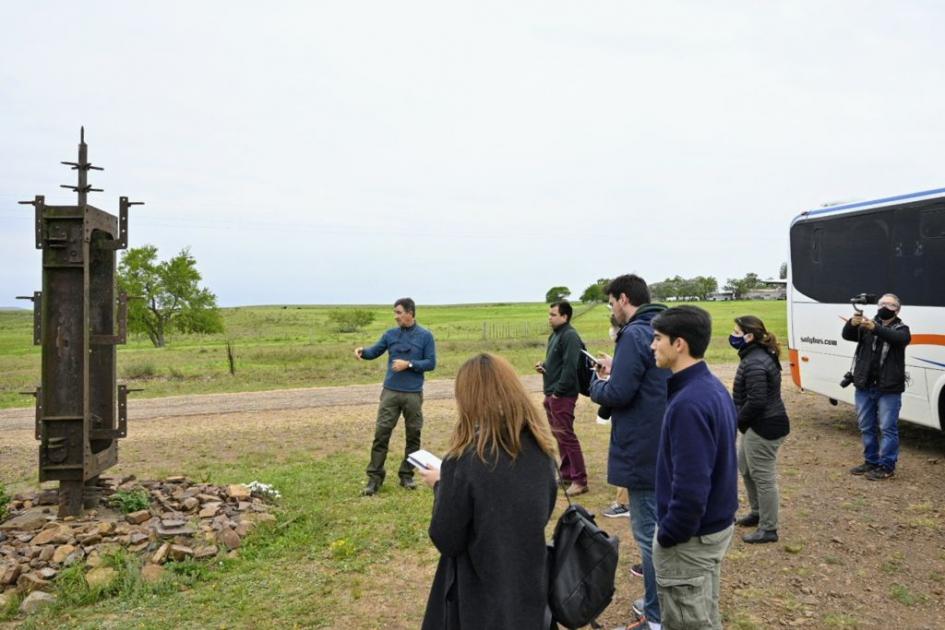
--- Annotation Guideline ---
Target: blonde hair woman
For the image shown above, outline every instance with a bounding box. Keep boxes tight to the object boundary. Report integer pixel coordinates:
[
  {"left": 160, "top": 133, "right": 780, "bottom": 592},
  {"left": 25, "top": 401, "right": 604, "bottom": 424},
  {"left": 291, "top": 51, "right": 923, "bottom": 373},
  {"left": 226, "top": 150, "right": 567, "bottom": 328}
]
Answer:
[{"left": 418, "top": 353, "right": 558, "bottom": 629}]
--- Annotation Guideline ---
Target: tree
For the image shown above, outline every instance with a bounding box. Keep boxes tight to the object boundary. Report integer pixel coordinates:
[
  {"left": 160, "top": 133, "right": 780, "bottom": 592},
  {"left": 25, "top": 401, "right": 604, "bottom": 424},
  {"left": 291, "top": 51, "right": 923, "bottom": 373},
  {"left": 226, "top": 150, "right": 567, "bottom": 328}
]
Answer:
[
  {"left": 118, "top": 245, "right": 224, "bottom": 347},
  {"left": 328, "top": 309, "right": 376, "bottom": 332},
  {"left": 779, "top": 262, "right": 788, "bottom": 279},
  {"left": 545, "top": 286, "right": 571, "bottom": 303},
  {"left": 724, "top": 272, "right": 762, "bottom": 299},
  {"left": 691, "top": 276, "right": 718, "bottom": 301},
  {"left": 579, "top": 278, "right": 610, "bottom": 303}
]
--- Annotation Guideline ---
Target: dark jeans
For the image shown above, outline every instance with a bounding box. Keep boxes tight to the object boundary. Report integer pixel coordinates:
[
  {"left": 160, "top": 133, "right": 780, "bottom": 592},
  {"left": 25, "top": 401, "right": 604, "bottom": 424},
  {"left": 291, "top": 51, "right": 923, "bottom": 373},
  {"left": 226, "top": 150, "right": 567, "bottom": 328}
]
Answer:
[
  {"left": 854, "top": 387, "right": 901, "bottom": 471},
  {"left": 543, "top": 395, "right": 587, "bottom": 486},
  {"left": 366, "top": 388, "right": 424, "bottom": 484}
]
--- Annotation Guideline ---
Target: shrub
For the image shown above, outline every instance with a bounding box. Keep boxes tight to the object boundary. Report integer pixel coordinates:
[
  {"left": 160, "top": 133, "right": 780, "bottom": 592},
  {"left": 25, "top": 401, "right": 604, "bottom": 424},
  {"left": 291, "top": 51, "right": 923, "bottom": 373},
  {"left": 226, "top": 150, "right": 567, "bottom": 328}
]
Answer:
[
  {"left": 0, "top": 482, "right": 9, "bottom": 520},
  {"left": 122, "top": 362, "right": 157, "bottom": 380},
  {"left": 327, "top": 309, "right": 375, "bottom": 333},
  {"left": 108, "top": 489, "right": 151, "bottom": 514}
]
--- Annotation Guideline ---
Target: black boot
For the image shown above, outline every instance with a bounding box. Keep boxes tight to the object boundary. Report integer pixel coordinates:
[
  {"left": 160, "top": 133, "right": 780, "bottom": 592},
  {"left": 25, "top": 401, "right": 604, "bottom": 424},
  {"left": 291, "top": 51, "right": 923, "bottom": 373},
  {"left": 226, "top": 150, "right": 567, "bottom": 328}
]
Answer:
[
  {"left": 742, "top": 529, "right": 778, "bottom": 544},
  {"left": 735, "top": 512, "right": 760, "bottom": 527}
]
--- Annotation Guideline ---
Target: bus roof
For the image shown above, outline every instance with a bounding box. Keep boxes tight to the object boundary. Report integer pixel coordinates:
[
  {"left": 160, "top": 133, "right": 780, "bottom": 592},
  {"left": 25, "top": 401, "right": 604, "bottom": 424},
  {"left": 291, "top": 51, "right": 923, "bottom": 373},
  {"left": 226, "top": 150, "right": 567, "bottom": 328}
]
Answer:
[{"left": 794, "top": 185, "right": 945, "bottom": 223}]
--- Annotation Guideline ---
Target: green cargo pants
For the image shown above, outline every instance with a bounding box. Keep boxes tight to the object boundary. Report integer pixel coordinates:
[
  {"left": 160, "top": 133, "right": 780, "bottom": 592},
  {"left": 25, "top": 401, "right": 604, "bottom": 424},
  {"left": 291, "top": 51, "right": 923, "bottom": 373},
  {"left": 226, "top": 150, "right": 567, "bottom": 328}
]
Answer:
[
  {"left": 366, "top": 388, "right": 424, "bottom": 485},
  {"left": 652, "top": 524, "right": 734, "bottom": 630}
]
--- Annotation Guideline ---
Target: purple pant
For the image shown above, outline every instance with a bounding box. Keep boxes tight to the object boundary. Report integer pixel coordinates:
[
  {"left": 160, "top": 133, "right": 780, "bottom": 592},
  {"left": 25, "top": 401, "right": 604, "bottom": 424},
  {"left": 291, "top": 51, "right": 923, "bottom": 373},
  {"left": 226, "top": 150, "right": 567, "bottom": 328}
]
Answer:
[{"left": 543, "top": 395, "right": 587, "bottom": 486}]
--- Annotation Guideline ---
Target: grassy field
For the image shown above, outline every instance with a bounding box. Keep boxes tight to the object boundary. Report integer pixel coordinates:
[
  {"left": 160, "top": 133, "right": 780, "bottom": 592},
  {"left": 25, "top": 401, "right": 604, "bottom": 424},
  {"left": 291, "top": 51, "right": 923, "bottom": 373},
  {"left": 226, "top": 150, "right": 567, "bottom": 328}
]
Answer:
[{"left": 0, "top": 301, "right": 786, "bottom": 409}]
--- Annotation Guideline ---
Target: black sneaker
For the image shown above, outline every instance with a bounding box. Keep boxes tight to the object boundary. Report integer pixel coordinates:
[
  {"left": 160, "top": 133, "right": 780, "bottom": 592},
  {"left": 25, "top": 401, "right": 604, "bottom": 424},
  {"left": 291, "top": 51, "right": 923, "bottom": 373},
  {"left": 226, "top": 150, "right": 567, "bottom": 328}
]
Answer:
[
  {"left": 742, "top": 529, "right": 779, "bottom": 544},
  {"left": 630, "top": 563, "right": 644, "bottom": 577},
  {"left": 865, "top": 467, "right": 895, "bottom": 481},
  {"left": 849, "top": 462, "right": 879, "bottom": 475},
  {"left": 361, "top": 480, "right": 381, "bottom": 496},
  {"left": 735, "top": 512, "right": 760, "bottom": 527},
  {"left": 400, "top": 477, "right": 417, "bottom": 490}
]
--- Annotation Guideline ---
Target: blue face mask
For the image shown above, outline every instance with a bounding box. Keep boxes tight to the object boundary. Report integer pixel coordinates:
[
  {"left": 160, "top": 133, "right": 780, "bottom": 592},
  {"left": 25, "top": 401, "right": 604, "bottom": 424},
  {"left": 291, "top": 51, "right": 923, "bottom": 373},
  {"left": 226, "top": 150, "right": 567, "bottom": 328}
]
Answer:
[{"left": 729, "top": 334, "right": 748, "bottom": 350}]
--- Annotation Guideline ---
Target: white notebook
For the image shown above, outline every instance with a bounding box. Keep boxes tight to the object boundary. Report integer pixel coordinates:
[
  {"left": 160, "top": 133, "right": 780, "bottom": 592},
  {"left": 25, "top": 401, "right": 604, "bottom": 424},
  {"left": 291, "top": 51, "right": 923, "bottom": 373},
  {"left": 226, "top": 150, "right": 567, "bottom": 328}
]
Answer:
[{"left": 408, "top": 449, "right": 442, "bottom": 471}]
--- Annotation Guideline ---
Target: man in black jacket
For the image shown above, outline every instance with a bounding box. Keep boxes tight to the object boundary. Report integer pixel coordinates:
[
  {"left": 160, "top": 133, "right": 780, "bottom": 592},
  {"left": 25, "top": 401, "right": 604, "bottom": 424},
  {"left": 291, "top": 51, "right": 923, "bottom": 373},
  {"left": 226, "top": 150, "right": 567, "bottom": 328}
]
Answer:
[{"left": 841, "top": 293, "right": 911, "bottom": 481}]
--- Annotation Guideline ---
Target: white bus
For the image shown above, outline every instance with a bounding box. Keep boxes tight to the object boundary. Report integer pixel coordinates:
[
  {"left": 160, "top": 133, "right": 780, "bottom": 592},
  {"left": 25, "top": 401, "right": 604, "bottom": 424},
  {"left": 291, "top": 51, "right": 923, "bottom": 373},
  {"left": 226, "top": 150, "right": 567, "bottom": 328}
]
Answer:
[{"left": 787, "top": 187, "right": 945, "bottom": 430}]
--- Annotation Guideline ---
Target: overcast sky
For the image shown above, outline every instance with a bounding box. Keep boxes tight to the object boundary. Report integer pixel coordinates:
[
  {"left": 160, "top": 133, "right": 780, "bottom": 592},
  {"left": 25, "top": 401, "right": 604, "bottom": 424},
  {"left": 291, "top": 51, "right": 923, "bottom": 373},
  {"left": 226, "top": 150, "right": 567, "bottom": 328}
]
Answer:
[{"left": 2, "top": 2, "right": 944, "bottom": 306}]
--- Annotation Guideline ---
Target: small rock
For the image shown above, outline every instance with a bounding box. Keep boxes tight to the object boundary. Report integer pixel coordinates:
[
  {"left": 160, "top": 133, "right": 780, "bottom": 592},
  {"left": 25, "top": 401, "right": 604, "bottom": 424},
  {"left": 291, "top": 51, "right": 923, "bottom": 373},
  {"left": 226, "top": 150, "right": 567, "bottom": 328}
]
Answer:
[
  {"left": 129, "top": 532, "right": 150, "bottom": 545},
  {"left": 77, "top": 533, "right": 102, "bottom": 546},
  {"left": 218, "top": 528, "right": 241, "bottom": 550},
  {"left": 37, "top": 567, "right": 57, "bottom": 580},
  {"left": 237, "top": 501, "right": 252, "bottom": 511},
  {"left": 193, "top": 545, "right": 218, "bottom": 559},
  {"left": 52, "top": 544, "right": 76, "bottom": 564},
  {"left": 198, "top": 503, "right": 221, "bottom": 518},
  {"left": 182, "top": 497, "right": 199, "bottom": 511},
  {"left": 150, "top": 543, "right": 170, "bottom": 565},
  {"left": 1, "top": 563, "right": 22, "bottom": 586},
  {"left": 38, "top": 546, "right": 55, "bottom": 562},
  {"left": 31, "top": 526, "right": 69, "bottom": 546},
  {"left": 0, "top": 512, "right": 47, "bottom": 532},
  {"left": 126, "top": 510, "right": 151, "bottom": 525},
  {"left": 165, "top": 476, "right": 187, "bottom": 483},
  {"left": 227, "top": 484, "right": 251, "bottom": 500},
  {"left": 168, "top": 545, "right": 193, "bottom": 561},
  {"left": 85, "top": 551, "right": 103, "bottom": 568},
  {"left": 140, "top": 563, "right": 165, "bottom": 584},
  {"left": 235, "top": 522, "right": 253, "bottom": 538},
  {"left": 85, "top": 566, "right": 117, "bottom": 589},
  {"left": 19, "top": 590, "right": 56, "bottom": 614},
  {"left": 17, "top": 572, "right": 50, "bottom": 593},
  {"left": 97, "top": 521, "right": 116, "bottom": 536}
]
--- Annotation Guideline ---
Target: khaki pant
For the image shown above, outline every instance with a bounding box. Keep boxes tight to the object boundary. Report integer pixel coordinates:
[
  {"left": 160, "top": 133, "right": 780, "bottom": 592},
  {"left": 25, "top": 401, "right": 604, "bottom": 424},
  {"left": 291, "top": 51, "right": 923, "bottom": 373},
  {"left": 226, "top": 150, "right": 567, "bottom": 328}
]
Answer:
[
  {"left": 366, "top": 388, "right": 423, "bottom": 484},
  {"left": 737, "top": 429, "right": 786, "bottom": 531},
  {"left": 652, "top": 525, "right": 734, "bottom": 630}
]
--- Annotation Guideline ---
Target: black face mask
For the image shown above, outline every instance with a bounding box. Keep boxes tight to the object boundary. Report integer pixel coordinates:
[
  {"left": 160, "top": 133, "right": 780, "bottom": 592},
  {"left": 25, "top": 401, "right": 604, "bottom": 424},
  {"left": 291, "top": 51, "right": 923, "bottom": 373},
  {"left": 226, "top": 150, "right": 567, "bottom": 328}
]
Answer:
[{"left": 877, "top": 307, "right": 896, "bottom": 320}]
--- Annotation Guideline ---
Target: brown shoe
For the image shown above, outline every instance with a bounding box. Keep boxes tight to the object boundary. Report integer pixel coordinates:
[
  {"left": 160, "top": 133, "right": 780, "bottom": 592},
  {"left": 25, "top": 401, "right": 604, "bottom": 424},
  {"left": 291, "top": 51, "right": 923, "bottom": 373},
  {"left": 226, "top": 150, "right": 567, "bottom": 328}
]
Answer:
[{"left": 565, "top": 483, "right": 588, "bottom": 497}]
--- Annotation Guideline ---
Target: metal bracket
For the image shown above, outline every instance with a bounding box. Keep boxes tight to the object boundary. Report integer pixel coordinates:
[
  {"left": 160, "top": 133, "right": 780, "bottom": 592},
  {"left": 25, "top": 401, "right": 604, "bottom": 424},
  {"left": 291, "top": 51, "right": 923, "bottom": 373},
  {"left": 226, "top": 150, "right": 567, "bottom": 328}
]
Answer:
[
  {"left": 99, "top": 197, "right": 143, "bottom": 250},
  {"left": 18, "top": 195, "right": 45, "bottom": 249},
  {"left": 19, "top": 387, "right": 42, "bottom": 439},
  {"left": 117, "top": 385, "right": 143, "bottom": 438},
  {"left": 90, "top": 293, "right": 132, "bottom": 345},
  {"left": 15, "top": 291, "right": 42, "bottom": 344}
]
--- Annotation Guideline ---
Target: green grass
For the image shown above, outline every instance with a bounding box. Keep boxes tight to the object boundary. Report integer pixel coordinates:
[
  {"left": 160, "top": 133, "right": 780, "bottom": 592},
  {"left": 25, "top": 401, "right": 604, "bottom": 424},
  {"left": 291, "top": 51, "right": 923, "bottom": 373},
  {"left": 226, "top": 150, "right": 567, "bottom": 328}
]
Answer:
[{"left": 0, "top": 300, "right": 787, "bottom": 408}]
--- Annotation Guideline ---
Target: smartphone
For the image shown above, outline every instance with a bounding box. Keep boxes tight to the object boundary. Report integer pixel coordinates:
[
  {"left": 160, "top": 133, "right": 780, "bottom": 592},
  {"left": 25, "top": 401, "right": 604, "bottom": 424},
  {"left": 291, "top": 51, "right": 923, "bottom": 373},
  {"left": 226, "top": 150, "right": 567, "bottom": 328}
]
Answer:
[{"left": 581, "top": 349, "right": 600, "bottom": 366}]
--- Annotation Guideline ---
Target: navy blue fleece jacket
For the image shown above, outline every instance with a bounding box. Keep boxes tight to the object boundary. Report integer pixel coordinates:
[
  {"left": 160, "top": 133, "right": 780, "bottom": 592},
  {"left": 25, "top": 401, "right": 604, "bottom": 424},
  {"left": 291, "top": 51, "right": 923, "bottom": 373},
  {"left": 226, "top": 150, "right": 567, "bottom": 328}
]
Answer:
[
  {"left": 360, "top": 324, "right": 436, "bottom": 393},
  {"left": 656, "top": 361, "right": 738, "bottom": 547}
]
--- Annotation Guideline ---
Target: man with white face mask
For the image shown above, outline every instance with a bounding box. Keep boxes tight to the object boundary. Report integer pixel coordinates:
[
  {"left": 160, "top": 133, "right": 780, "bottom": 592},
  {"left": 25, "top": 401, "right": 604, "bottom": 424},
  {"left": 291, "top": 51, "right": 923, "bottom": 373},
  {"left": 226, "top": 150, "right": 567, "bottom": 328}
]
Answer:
[{"left": 841, "top": 293, "right": 911, "bottom": 480}]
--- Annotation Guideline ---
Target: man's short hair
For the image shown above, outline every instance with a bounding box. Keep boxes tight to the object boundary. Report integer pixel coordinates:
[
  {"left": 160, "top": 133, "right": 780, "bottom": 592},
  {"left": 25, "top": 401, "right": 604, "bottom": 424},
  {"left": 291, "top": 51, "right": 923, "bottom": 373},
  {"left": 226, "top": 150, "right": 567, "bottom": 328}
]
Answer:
[
  {"left": 550, "top": 300, "right": 573, "bottom": 321},
  {"left": 394, "top": 297, "right": 416, "bottom": 315},
  {"left": 881, "top": 293, "right": 901, "bottom": 308},
  {"left": 652, "top": 305, "right": 712, "bottom": 359},
  {"left": 605, "top": 274, "right": 650, "bottom": 306}
]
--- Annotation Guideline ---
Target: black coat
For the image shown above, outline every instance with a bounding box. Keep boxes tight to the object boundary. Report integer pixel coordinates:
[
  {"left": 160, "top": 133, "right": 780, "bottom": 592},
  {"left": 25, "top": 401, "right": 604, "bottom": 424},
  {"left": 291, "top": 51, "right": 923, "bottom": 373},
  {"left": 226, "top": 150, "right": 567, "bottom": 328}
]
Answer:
[
  {"left": 422, "top": 431, "right": 558, "bottom": 630},
  {"left": 841, "top": 317, "right": 911, "bottom": 393},
  {"left": 732, "top": 343, "right": 789, "bottom": 440}
]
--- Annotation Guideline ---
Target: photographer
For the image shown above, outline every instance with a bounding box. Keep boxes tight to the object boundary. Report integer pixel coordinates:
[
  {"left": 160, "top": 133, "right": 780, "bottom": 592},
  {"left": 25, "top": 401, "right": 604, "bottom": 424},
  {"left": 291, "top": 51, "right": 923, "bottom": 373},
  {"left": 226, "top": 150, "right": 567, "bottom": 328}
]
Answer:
[{"left": 841, "top": 293, "right": 911, "bottom": 481}]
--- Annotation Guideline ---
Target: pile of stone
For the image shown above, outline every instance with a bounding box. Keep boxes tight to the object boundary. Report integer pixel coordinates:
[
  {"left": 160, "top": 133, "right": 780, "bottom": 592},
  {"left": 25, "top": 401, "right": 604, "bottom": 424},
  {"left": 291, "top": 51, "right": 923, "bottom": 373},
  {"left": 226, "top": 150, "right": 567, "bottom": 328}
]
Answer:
[{"left": 0, "top": 476, "right": 277, "bottom": 615}]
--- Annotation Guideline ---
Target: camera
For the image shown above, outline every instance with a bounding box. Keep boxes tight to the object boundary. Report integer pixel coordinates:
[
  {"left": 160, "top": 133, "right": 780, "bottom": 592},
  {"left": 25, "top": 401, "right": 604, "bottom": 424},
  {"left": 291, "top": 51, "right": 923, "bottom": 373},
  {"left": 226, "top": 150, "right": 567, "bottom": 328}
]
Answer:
[
  {"left": 849, "top": 292, "right": 877, "bottom": 315},
  {"left": 840, "top": 371, "right": 855, "bottom": 388}
]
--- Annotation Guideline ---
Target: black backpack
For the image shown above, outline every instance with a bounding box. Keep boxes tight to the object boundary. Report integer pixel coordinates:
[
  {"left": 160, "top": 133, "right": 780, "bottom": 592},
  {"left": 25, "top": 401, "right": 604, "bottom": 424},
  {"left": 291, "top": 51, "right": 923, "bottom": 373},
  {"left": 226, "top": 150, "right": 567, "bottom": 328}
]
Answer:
[
  {"left": 577, "top": 341, "right": 594, "bottom": 397},
  {"left": 547, "top": 501, "right": 620, "bottom": 629}
]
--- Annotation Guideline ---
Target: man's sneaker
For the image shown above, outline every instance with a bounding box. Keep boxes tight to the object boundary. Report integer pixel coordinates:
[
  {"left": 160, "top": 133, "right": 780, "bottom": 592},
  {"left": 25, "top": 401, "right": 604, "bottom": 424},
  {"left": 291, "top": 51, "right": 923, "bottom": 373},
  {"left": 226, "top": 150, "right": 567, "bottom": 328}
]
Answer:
[
  {"left": 735, "top": 512, "right": 760, "bottom": 527},
  {"left": 631, "top": 597, "right": 645, "bottom": 617},
  {"left": 399, "top": 477, "right": 417, "bottom": 490},
  {"left": 612, "top": 617, "right": 648, "bottom": 630},
  {"left": 865, "top": 467, "right": 895, "bottom": 481},
  {"left": 596, "top": 415, "right": 612, "bottom": 425},
  {"left": 630, "top": 563, "right": 644, "bottom": 577},
  {"left": 850, "top": 462, "right": 879, "bottom": 475},
  {"left": 361, "top": 480, "right": 380, "bottom": 496},
  {"left": 602, "top": 503, "right": 630, "bottom": 518},
  {"left": 742, "top": 528, "right": 779, "bottom": 544}
]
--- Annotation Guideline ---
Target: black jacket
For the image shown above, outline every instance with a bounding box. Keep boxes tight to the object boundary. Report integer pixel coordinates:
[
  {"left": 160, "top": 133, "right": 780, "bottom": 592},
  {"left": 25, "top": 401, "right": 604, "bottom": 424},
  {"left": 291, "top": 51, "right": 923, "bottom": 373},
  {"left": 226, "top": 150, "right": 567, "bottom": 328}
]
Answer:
[
  {"left": 841, "top": 317, "right": 911, "bottom": 393},
  {"left": 732, "top": 343, "right": 789, "bottom": 440},
  {"left": 422, "top": 431, "right": 558, "bottom": 630}
]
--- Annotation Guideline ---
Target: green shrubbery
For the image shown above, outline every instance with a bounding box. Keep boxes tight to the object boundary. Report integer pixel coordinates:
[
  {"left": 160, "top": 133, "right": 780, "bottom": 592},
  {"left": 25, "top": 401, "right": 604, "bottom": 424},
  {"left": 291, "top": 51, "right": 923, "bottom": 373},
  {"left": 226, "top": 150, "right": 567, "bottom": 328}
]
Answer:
[
  {"left": 0, "top": 482, "right": 9, "bottom": 520},
  {"left": 108, "top": 489, "right": 151, "bottom": 514},
  {"left": 327, "top": 309, "right": 376, "bottom": 332}
]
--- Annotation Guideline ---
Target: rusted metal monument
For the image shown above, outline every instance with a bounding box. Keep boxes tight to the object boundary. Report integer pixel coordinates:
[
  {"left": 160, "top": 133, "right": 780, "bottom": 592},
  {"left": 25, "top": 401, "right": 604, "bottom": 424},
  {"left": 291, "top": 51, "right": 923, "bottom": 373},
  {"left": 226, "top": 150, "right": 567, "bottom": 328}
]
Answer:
[{"left": 18, "top": 128, "right": 143, "bottom": 517}]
